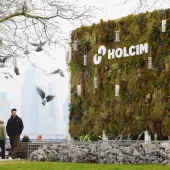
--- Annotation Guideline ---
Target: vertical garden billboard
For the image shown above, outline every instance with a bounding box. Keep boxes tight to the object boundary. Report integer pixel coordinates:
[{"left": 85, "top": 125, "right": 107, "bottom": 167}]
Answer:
[{"left": 69, "top": 9, "right": 170, "bottom": 139}]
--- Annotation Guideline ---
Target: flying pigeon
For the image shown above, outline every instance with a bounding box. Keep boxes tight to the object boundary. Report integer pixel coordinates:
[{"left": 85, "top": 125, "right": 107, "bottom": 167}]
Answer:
[
  {"left": 5, "top": 75, "right": 8, "bottom": 79},
  {"left": 30, "top": 41, "right": 46, "bottom": 52},
  {"left": 24, "top": 45, "right": 29, "bottom": 55},
  {"left": 0, "top": 56, "right": 11, "bottom": 68},
  {"left": 23, "top": 0, "right": 33, "bottom": 11},
  {"left": 24, "top": 49, "right": 29, "bottom": 55},
  {"left": 0, "top": 39, "right": 2, "bottom": 50},
  {"left": 13, "top": 57, "right": 20, "bottom": 75},
  {"left": 24, "top": 37, "right": 30, "bottom": 55},
  {"left": 14, "top": 67, "right": 20, "bottom": 75},
  {"left": 3, "top": 72, "right": 13, "bottom": 79},
  {"left": 36, "top": 87, "right": 55, "bottom": 105},
  {"left": 50, "top": 69, "right": 64, "bottom": 77}
]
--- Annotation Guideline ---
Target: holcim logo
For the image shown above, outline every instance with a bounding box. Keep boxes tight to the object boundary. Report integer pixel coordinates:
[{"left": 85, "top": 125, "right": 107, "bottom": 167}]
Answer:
[
  {"left": 93, "top": 43, "right": 149, "bottom": 65},
  {"left": 93, "top": 45, "right": 107, "bottom": 65}
]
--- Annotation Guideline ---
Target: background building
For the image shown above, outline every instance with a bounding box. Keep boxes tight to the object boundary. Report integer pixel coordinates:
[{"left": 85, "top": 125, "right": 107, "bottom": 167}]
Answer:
[
  {"left": 21, "top": 64, "right": 40, "bottom": 134},
  {"left": 0, "top": 92, "right": 11, "bottom": 124},
  {"left": 20, "top": 64, "right": 67, "bottom": 138}
]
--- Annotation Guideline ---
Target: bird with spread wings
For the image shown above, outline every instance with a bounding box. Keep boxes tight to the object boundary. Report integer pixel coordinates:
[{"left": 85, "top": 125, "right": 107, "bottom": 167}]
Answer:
[
  {"left": 36, "top": 87, "right": 55, "bottom": 105},
  {"left": 0, "top": 55, "right": 11, "bottom": 68},
  {"left": 30, "top": 41, "right": 46, "bottom": 52},
  {"left": 50, "top": 69, "right": 65, "bottom": 77}
]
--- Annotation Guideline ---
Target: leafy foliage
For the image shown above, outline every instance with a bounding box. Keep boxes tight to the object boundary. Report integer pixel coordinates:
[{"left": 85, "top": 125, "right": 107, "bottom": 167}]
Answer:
[{"left": 69, "top": 8, "right": 170, "bottom": 138}]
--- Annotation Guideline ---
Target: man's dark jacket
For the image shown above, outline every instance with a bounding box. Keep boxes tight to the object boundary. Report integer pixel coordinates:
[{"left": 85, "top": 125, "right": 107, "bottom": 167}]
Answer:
[{"left": 6, "top": 115, "right": 24, "bottom": 136}]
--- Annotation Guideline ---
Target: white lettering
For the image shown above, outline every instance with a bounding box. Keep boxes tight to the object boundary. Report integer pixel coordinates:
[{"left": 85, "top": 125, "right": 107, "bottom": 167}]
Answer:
[
  {"left": 129, "top": 45, "right": 136, "bottom": 56},
  {"left": 93, "top": 43, "right": 149, "bottom": 64},
  {"left": 123, "top": 47, "right": 129, "bottom": 57},
  {"left": 93, "top": 54, "right": 102, "bottom": 65},
  {"left": 115, "top": 48, "right": 123, "bottom": 58},
  {"left": 93, "top": 45, "right": 106, "bottom": 65},
  {"left": 108, "top": 49, "right": 115, "bottom": 59},
  {"left": 136, "top": 45, "right": 140, "bottom": 55},
  {"left": 98, "top": 45, "right": 107, "bottom": 56},
  {"left": 140, "top": 43, "right": 148, "bottom": 55}
]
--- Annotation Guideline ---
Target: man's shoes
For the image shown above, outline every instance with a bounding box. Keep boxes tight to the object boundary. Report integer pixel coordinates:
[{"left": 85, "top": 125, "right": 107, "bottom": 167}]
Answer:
[
  {"left": 8, "top": 151, "right": 12, "bottom": 156},
  {"left": 12, "top": 156, "right": 16, "bottom": 159}
]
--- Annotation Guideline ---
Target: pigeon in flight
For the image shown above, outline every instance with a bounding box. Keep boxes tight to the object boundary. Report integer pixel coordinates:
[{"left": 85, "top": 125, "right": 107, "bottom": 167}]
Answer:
[
  {"left": 14, "top": 67, "right": 20, "bottom": 75},
  {"left": 3, "top": 72, "right": 13, "bottom": 79},
  {"left": 0, "top": 56, "right": 11, "bottom": 68},
  {"left": 5, "top": 75, "right": 8, "bottom": 79},
  {"left": 24, "top": 49, "right": 29, "bottom": 55},
  {"left": 24, "top": 45, "right": 29, "bottom": 55},
  {"left": 0, "top": 39, "right": 2, "bottom": 50},
  {"left": 30, "top": 41, "right": 46, "bottom": 52},
  {"left": 13, "top": 57, "right": 20, "bottom": 75},
  {"left": 36, "top": 87, "right": 55, "bottom": 105},
  {"left": 23, "top": 0, "right": 33, "bottom": 12},
  {"left": 50, "top": 69, "right": 64, "bottom": 77}
]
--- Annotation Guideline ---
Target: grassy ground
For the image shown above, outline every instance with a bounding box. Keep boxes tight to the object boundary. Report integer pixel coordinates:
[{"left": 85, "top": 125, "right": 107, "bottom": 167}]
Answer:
[{"left": 0, "top": 161, "right": 170, "bottom": 170}]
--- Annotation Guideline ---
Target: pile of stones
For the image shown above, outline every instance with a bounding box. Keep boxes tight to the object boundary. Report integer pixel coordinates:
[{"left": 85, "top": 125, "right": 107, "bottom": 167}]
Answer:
[{"left": 30, "top": 141, "right": 170, "bottom": 164}]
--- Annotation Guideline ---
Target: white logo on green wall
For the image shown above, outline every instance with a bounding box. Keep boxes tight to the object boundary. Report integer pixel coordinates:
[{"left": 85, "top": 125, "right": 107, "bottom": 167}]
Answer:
[{"left": 93, "top": 43, "right": 149, "bottom": 65}]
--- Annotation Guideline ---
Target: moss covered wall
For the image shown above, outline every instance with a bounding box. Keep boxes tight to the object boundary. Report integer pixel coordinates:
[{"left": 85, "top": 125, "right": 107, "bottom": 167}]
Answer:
[{"left": 69, "top": 9, "right": 170, "bottom": 138}]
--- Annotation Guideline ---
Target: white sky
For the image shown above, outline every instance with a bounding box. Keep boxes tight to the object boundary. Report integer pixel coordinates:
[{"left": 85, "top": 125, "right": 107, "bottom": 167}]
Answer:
[{"left": 0, "top": 0, "right": 170, "bottom": 115}]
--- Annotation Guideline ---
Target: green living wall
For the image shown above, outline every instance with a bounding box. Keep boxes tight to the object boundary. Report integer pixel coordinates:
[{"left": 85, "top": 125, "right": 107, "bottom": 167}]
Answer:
[{"left": 68, "top": 9, "right": 170, "bottom": 138}]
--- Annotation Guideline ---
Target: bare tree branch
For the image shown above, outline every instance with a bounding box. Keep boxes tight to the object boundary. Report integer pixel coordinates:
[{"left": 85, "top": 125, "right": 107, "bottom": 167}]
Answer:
[
  {"left": 0, "top": 0, "right": 96, "bottom": 73},
  {"left": 111, "top": 0, "right": 167, "bottom": 13}
]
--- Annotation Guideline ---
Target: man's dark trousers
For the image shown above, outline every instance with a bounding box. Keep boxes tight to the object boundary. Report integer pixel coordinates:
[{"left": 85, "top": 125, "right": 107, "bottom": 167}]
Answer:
[
  {"left": 9, "top": 135, "right": 20, "bottom": 158},
  {"left": 0, "top": 139, "right": 5, "bottom": 159},
  {"left": 6, "top": 115, "right": 24, "bottom": 158}
]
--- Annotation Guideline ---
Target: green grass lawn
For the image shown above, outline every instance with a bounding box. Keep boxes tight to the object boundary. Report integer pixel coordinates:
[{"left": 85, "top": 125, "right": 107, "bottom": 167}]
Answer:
[{"left": 0, "top": 161, "right": 170, "bottom": 170}]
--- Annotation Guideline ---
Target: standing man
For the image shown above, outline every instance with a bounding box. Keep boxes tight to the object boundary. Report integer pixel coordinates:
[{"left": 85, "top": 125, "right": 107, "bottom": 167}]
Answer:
[
  {"left": 6, "top": 108, "right": 24, "bottom": 159},
  {"left": 0, "top": 120, "right": 6, "bottom": 159}
]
